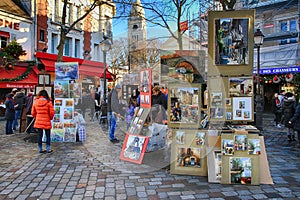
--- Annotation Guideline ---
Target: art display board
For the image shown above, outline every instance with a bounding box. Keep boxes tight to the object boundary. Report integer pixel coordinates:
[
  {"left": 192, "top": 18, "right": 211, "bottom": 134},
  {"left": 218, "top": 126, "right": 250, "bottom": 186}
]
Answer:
[
  {"left": 160, "top": 50, "right": 206, "bottom": 85},
  {"left": 122, "top": 84, "right": 138, "bottom": 100},
  {"left": 55, "top": 62, "right": 79, "bottom": 80},
  {"left": 38, "top": 74, "right": 51, "bottom": 85},
  {"left": 170, "top": 129, "right": 207, "bottom": 176},
  {"left": 207, "top": 10, "right": 255, "bottom": 76},
  {"left": 168, "top": 84, "right": 202, "bottom": 129},
  {"left": 120, "top": 133, "right": 149, "bottom": 164},
  {"left": 139, "top": 68, "right": 152, "bottom": 108},
  {"left": 221, "top": 133, "right": 260, "bottom": 185},
  {"left": 35, "top": 86, "right": 52, "bottom": 98},
  {"left": 50, "top": 98, "right": 77, "bottom": 142},
  {"left": 127, "top": 107, "right": 150, "bottom": 135}
]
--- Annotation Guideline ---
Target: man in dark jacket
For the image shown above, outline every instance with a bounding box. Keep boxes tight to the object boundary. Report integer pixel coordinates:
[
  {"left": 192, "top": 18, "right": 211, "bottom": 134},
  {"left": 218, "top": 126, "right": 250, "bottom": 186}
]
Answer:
[
  {"left": 13, "top": 89, "right": 26, "bottom": 131},
  {"left": 107, "top": 84, "right": 123, "bottom": 143},
  {"left": 289, "top": 101, "right": 300, "bottom": 148}
]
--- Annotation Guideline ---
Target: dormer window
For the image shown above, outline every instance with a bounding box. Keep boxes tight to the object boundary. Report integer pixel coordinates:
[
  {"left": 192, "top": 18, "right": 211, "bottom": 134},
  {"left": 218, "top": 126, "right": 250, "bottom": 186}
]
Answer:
[{"left": 133, "top": 24, "right": 138, "bottom": 29}]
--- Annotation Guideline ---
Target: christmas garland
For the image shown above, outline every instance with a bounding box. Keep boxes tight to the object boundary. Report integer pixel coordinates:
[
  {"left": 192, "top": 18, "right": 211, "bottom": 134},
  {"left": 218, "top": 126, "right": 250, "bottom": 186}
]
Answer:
[{"left": 0, "top": 62, "right": 34, "bottom": 82}]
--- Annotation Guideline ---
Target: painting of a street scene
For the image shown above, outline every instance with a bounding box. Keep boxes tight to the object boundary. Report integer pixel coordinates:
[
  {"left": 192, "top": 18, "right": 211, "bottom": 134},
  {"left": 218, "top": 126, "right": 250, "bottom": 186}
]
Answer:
[
  {"left": 234, "top": 135, "right": 247, "bottom": 151},
  {"left": 120, "top": 134, "right": 149, "bottom": 164},
  {"left": 160, "top": 50, "right": 206, "bottom": 84},
  {"left": 176, "top": 148, "right": 201, "bottom": 168},
  {"left": 229, "top": 77, "right": 253, "bottom": 97},
  {"left": 230, "top": 157, "right": 252, "bottom": 184},
  {"left": 215, "top": 18, "right": 249, "bottom": 65},
  {"left": 222, "top": 139, "right": 234, "bottom": 155},
  {"left": 169, "top": 87, "right": 200, "bottom": 127},
  {"left": 248, "top": 139, "right": 261, "bottom": 155}
]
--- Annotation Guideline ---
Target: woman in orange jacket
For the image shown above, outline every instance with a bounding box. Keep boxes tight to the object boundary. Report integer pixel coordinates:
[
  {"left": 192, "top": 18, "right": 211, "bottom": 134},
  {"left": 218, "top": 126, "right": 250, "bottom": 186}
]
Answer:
[{"left": 32, "top": 90, "right": 54, "bottom": 153}]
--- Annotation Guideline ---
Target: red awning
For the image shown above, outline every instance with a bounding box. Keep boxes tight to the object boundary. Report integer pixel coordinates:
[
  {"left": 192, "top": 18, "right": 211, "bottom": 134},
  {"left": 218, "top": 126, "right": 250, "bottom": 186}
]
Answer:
[
  {"left": 100, "top": 68, "right": 116, "bottom": 81},
  {"left": 36, "top": 52, "right": 106, "bottom": 77},
  {"left": 0, "top": 65, "right": 38, "bottom": 88},
  {"left": 0, "top": 31, "right": 10, "bottom": 38}
]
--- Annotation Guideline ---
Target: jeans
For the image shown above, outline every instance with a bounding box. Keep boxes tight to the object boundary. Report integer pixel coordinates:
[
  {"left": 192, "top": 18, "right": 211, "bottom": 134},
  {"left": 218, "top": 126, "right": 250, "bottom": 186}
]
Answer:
[
  {"left": 108, "top": 111, "right": 116, "bottom": 140},
  {"left": 13, "top": 109, "right": 21, "bottom": 130},
  {"left": 37, "top": 129, "right": 51, "bottom": 151},
  {"left": 6, "top": 120, "right": 13, "bottom": 134}
]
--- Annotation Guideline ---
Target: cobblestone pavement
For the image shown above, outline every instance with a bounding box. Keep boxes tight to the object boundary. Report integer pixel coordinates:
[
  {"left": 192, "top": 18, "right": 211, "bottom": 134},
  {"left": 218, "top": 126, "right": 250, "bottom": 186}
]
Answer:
[{"left": 0, "top": 113, "right": 299, "bottom": 200}]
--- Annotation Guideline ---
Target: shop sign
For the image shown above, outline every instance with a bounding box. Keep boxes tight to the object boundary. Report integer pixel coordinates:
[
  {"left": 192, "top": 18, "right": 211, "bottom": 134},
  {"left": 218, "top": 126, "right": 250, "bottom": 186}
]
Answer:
[
  {"left": 253, "top": 66, "right": 300, "bottom": 75},
  {"left": 6, "top": 84, "right": 33, "bottom": 88},
  {"left": 0, "top": 18, "right": 20, "bottom": 30}
]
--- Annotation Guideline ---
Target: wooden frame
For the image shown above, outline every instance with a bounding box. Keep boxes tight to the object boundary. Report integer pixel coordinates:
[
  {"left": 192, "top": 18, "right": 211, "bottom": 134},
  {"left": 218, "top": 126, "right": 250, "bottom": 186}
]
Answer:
[
  {"left": 38, "top": 74, "right": 51, "bottom": 85},
  {"left": 139, "top": 68, "right": 152, "bottom": 108},
  {"left": 232, "top": 97, "right": 253, "bottom": 121},
  {"left": 221, "top": 133, "right": 260, "bottom": 185},
  {"left": 208, "top": 10, "right": 255, "bottom": 76},
  {"left": 170, "top": 129, "right": 207, "bottom": 176},
  {"left": 120, "top": 134, "right": 149, "bottom": 164},
  {"left": 35, "top": 86, "right": 52, "bottom": 98},
  {"left": 168, "top": 84, "right": 202, "bottom": 129}
]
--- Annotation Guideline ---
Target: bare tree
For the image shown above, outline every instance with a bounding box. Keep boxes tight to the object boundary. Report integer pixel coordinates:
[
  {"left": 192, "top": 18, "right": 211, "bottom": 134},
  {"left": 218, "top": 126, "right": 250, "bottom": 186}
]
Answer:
[
  {"left": 56, "top": 0, "right": 100, "bottom": 61},
  {"left": 114, "top": 0, "right": 197, "bottom": 50}
]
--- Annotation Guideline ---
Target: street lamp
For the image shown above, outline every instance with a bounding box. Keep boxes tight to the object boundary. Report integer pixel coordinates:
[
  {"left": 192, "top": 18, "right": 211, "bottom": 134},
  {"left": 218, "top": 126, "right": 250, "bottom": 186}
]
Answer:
[
  {"left": 100, "top": 37, "right": 112, "bottom": 102},
  {"left": 254, "top": 28, "right": 264, "bottom": 131}
]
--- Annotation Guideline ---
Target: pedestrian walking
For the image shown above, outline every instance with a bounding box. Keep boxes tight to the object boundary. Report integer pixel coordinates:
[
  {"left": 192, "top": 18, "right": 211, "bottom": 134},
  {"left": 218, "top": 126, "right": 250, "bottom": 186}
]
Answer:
[
  {"left": 271, "top": 92, "right": 282, "bottom": 128},
  {"left": 4, "top": 94, "right": 16, "bottom": 135},
  {"left": 13, "top": 89, "right": 26, "bottom": 131},
  {"left": 289, "top": 101, "right": 300, "bottom": 147},
  {"left": 107, "top": 84, "right": 124, "bottom": 143},
  {"left": 32, "top": 90, "right": 54, "bottom": 153},
  {"left": 282, "top": 92, "right": 297, "bottom": 141}
]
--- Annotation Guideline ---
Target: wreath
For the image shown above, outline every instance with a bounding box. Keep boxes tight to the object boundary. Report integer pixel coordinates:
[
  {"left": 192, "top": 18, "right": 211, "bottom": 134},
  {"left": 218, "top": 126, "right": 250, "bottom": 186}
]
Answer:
[
  {"left": 273, "top": 75, "right": 281, "bottom": 83},
  {"left": 285, "top": 73, "right": 293, "bottom": 82}
]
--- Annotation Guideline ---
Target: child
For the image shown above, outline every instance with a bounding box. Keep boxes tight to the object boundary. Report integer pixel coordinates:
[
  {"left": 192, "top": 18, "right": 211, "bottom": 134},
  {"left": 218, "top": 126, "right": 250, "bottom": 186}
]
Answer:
[{"left": 125, "top": 97, "right": 137, "bottom": 130}]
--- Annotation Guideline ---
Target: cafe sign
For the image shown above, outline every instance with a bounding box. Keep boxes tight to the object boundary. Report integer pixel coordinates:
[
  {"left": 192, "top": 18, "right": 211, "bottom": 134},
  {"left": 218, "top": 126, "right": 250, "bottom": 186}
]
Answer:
[{"left": 0, "top": 18, "right": 20, "bottom": 30}]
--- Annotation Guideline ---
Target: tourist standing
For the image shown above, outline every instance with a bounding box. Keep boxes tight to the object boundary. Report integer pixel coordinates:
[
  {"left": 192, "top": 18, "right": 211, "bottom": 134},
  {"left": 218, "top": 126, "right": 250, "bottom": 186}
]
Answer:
[
  {"left": 13, "top": 89, "right": 26, "bottom": 131},
  {"left": 32, "top": 90, "right": 54, "bottom": 153},
  {"left": 107, "top": 84, "right": 123, "bottom": 143},
  {"left": 282, "top": 92, "right": 297, "bottom": 141},
  {"left": 271, "top": 93, "right": 282, "bottom": 128},
  {"left": 4, "top": 94, "right": 16, "bottom": 134}
]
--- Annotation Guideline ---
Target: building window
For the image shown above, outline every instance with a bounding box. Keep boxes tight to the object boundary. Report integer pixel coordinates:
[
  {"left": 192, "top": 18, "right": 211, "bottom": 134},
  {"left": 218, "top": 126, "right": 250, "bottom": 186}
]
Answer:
[
  {"left": 0, "top": 36, "right": 8, "bottom": 48},
  {"left": 133, "top": 24, "right": 138, "bottom": 29},
  {"left": 40, "top": 30, "right": 45, "bottom": 42},
  {"left": 75, "top": 39, "right": 80, "bottom": 58},
  {"left": 64, "top": 37, "right": 72, "bottom": 56},
  {"left": 280, "top": 19, "right": 298, "bottom": 45},
  {"left": 51, "top": 33, "right": 58, "bottom": 54}
]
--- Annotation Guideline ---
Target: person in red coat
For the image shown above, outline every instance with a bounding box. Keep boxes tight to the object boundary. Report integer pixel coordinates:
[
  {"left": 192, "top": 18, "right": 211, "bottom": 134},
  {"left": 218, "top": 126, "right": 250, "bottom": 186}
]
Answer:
[{"left": 32, "top": 90, "right": 54, "bottom": 153}]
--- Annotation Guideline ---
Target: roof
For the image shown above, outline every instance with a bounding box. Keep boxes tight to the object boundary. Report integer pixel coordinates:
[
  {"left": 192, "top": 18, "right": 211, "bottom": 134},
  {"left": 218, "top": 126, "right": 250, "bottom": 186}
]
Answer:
[{"left": 0, "top": 0, "right": 30, "bottom": 19}]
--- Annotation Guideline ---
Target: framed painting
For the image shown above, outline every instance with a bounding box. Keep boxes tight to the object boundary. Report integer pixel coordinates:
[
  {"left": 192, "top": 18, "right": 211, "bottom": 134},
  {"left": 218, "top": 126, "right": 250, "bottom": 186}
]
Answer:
[
  {"left": 168, "top": 84, "right": 201, "bottom": 129},
  {"left": 35, "top": 86, "right": 52, "bottom": 98},
  {"left": 55, "top": 62, "right": 79, "bottom": 80},
  {"left": 229, "top": 77, "right": 253, "bottom": 97},
  {"left": 170, "top": 129, "right": 207, "bottom": 176},
  {"left": 38, "top": 74, "right": 51, "bottom": 85},
  {"left": 139, "top": 68, "right": 152, "bottom": 108},
  {"left": 208, "top": 10, "right": 255, "bottom": 76},
  {"left": 232, "top": 97, "right": 253, "bottom": 121},
  {"left": 160, "top": 50, "right": 206, "bottom": 85},
  {"left": 120, "top": 134, "right": 149, "bottom": 164}
]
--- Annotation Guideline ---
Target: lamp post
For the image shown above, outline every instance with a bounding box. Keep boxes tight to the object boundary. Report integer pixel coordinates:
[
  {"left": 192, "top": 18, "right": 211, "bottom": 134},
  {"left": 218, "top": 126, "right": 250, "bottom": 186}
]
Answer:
[
  {"left": 254, "top": 28, "right": 264, "bottom": 131},
  {"left": 100, "top": 37, "right": 112, "bottom": 102}
]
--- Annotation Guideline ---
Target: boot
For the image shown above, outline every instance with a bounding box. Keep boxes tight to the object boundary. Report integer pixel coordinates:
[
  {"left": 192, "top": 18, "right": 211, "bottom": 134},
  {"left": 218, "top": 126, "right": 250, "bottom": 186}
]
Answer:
[{"left": 287, "top": 135, "right": 292, "bottom": 142}]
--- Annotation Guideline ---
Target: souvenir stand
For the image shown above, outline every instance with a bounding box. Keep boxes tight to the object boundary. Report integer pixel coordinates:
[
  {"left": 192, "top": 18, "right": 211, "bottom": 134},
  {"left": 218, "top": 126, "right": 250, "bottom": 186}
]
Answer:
[
  {"left": 49, "top": 62, "right": 86, "bottom": 142},
  {"left": 205, "top": 9, "right": 272, "bottom": 185}
]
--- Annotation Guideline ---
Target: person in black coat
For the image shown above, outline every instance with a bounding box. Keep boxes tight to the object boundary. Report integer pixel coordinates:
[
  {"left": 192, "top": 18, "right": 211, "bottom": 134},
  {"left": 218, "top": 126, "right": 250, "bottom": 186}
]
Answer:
[
  {"left": 152, "top": 86, "right": 167, "bottom": 123},
  {"left": 271, "top": 93, "right": 282, "bottom": 128},
  {"left": 289, "top": 101, "right": 300, "bottom": 147},
  {"left": 4, "top": 94, "right": 16, "bottom": 134},
  {"left": 282, "top": 92, "right": 297, "bottom": 141}
]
